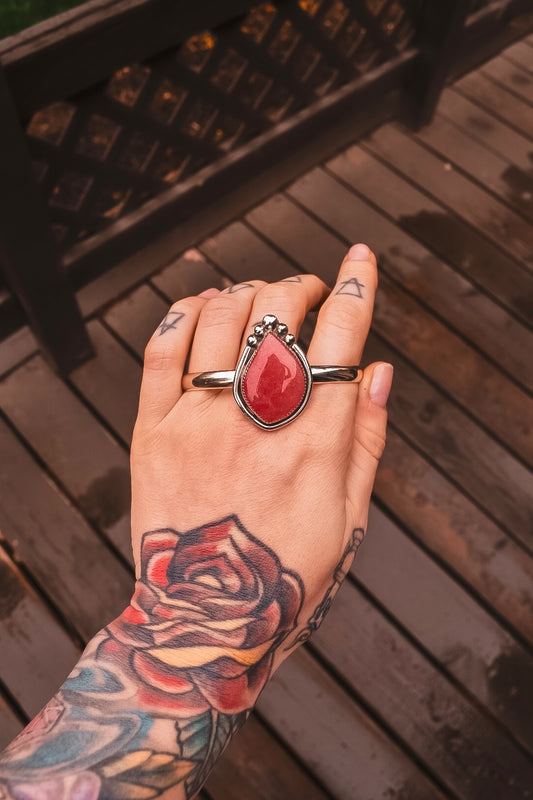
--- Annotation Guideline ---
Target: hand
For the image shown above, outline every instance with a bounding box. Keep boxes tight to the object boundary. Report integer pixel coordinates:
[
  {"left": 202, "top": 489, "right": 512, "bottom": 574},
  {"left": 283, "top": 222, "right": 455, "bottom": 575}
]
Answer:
[{"left": 129, "top": 243, "right": 392, "bottom": 656}]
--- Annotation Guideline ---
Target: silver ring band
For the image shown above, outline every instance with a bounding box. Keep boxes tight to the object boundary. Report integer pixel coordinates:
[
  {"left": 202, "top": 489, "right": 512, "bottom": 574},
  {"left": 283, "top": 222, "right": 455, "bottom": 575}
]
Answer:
[{"left": 182, "top": 365, "right": 363, "bottom": 390}]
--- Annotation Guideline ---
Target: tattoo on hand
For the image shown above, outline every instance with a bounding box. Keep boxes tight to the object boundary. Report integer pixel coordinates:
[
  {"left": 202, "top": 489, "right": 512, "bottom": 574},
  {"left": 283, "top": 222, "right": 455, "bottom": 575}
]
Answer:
[
  {"left": 0, "top": 516, "right": 304, "bottom": 800},
  {"left": 157, "top": 311, "right": 185, "bottom": 336},
  {"left": 225, "top": 282, "right": 255, "bottom": 293},
  {"left": 336, "top": 278, "right": 365, "bottom": 298},
  {"left": 281, "top": 276, "right": 303, "bottom": 283},
  {"left": 288, "top": 527, "right": 364, "bottom": 648}
]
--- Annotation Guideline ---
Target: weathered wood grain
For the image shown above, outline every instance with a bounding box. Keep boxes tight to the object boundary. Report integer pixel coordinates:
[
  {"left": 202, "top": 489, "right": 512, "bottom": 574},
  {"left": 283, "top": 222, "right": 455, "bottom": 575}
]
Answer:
[
  {"left": 364, "top": 124, "right": 533, "bottom": 270},
  {"left": 207, "top": 714, "right": 330, "bottom": 800},
  {"left": 326, "top": 144, "right": 533, "bottom": 330},
  {"left": 313, "top": 581, "right": 533, "bottom": 800},
  {"left": 70, "top": 319, "right": 142, "bottom": 446},
  {"left": 104, "top": 283, "right": 168, "bottom": 359},
  {"left": 502, "top": 41, "right": 533, "bottom": 73},
  {"left": 151, "top": 250, "right": 228, "bottom": 302},
  {"left": 0, "top": 694, "right": 23, "bottom": 750},
  {"left": 413, "top": 112, "right": 533, "bottom": 221},
  {"left": 0, "top": 356, "right": 132, "bottom": 561},
  {"left": 455, "top": 69, "right": 533, "bottom": 140},
  {"left": 359, "top": 504, "right": 533, "bottom": 755},
  {"left": 437, "top": 88, "right": 533, "bottom": 173},
  {"left": 0, "top": 548, "right": 79, "bottom": 717},
  {"left": 0, "top": 417, "right": 132, "bottom": 641},
  {"left": 257, "top": 650, "right": 445, "bottom": 800},
  {"left": 481, "top": 55, "right": 533, "bottom": 105}
]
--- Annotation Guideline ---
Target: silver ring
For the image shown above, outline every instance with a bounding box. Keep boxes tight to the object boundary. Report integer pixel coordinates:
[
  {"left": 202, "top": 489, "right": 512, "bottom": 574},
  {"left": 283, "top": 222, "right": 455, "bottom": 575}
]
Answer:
[{"left": 182, "top": 314, "right": 363, "bottom": 430}]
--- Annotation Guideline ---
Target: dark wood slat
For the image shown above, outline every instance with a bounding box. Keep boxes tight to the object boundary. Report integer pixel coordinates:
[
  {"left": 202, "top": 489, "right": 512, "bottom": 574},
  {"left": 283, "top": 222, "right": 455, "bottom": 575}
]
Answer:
[
  {"left": 313, "top": 580, "right": 533, "bottom": 800},
  {"left": 246, "top": 192, "right": 533, "bottom": 468},
  {"left": 207, "top": 714, "right": 330, "bottom": 800},
  {"left": 455, "top": 69, "right": 533, "bottom": 140},
  {"left": 413, "top": 112, "right": 533, "bottom": 222},
  {"left": 375, "top": 427, "right": 533, "bottom": 649},
  {"left": 438, "top": 88, "right": 533, "bottom": 174},
  {"left": 0, "top": 356, "right": 132, "bottom": 561},
  {"left": 70, "top": 319, "right": 142, "bottom": 446},
  {"left": 150, "top": 250, "right": 228, "bottom": 304},
  {"left": 482, "top": 55, "right": 533, "bottom": 104},
  {"left": 286, "top": 165, "right": 533, "bottom": 395},
  {"left": 502, "top": 40, "right": 533, "bottom": 72},
  {"left": 325, "top": 144, "right": 533, "bottom": 330},
  {"left": 364, "top": 123, "right": 533, "bottom": 270},
  {"left": 359, "top": 504, "right": 533, "bottom": 755},
  {"left": 104, "top": 284, "right": 169, "bottom": 359},
  {"left": 200, "top": 221, "right": 301, "bottom": 283},
  {"left": 297, "top": 163, "right": 533, "bottom": 386},
  {"left": 0, "top": 417, "right": 132, "bottom": 641},
  {"left": 367, "top": 332, "right": 533, "bottom": 551},
  {"left": 0, "top": 694, "right": 23, "bottom": 750},
  {"left": 0, "top": 547, "right": 79, "bottom": 717},
  {"left": 257, "top": 649, "right": 446, "bottom": 800}
]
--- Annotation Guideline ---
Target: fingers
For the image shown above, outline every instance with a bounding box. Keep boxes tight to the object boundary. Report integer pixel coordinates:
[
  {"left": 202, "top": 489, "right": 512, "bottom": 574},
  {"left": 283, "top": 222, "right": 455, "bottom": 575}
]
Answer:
[
  {"left": 306, "top": 243, "right": 377, "bottom": 420},
  {"left": 307, "top": 244, "right": 377, "bottom": 366},
  {"left": 187, "top": 281, "right": 265, "bottom": 374},
  {"left": 137, "top": 294, "right": 209, "bottom": 428},
  {"left": 241, "top": 274, "right": 330, "bottom": 353},
  {"left": 348, "top": 361, "right": 393, "bottom": 514}
]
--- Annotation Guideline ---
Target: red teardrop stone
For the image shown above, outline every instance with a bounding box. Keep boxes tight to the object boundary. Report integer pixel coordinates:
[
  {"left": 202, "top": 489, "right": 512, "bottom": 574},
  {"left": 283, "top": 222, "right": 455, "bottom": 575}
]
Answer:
[{"left": 242, "top": 333, "right": 307, "bottom": 424}]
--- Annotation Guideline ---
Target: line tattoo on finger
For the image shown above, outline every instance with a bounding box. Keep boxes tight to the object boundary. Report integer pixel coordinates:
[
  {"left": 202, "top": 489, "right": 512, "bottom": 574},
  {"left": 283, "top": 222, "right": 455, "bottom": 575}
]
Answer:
[
  {"left": 158, "top": 311, "right": 185, "bottom": 336},
  {"left": 281, "top": 276, "right": 303, "bottom": 283},
  {"left": 336, "top": 277, "right": 365, "bottom": 298},
  {"left": 225, "top": 282, "right": 255, "bottom": 294}
]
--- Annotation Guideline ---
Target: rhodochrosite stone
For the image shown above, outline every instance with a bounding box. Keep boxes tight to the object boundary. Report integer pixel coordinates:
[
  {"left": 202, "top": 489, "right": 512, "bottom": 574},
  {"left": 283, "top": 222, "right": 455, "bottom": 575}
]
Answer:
[{"left": 242, "top": 333, "right": 307, "bottom": 424}]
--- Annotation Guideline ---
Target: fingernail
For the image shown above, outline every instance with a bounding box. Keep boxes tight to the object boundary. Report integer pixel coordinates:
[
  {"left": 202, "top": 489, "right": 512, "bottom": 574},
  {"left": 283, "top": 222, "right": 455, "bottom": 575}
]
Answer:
[
  {"left": 347, "top": 243, "right": 371, "bottom": 261},
  {"left": 199, "top": 288, "right": 220, "bottom": 298},
  {"left": 370, "top": 363, "right": 393, "bottom": 408}
]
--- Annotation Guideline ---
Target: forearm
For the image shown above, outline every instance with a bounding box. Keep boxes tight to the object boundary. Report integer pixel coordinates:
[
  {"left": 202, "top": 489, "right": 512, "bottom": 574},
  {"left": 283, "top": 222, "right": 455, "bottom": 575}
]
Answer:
[{"left": 0, "top": 515, "right": 311, "bottom": 800}]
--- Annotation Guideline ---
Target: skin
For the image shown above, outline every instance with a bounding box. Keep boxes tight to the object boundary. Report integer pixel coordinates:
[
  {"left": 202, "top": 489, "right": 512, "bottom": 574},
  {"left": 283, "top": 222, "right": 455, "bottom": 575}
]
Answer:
[{"left": 0, "top": 244, "right": 392, "bottom": 800}]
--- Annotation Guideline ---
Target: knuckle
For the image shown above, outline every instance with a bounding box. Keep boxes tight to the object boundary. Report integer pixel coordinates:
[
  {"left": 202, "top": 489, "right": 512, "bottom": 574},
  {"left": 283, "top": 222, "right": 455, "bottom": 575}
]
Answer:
[
  {"left": 255, "top": 285, "right": 295, "bottom": 315},
  {"left": 143, "top": 342, "right": 175, "bottom": 372},
  {"left": 199, "top": 296, "right": 244, "bottom": 329},
  {"left": 321, "top": 300, "right": 366, "bottom": 333}
]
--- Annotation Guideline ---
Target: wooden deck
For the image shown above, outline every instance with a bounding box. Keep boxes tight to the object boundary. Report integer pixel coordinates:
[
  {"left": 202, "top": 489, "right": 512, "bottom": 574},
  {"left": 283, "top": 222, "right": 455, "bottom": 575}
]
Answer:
[{"left": 1, "top": 35, "right": 533, "bottom": 799}]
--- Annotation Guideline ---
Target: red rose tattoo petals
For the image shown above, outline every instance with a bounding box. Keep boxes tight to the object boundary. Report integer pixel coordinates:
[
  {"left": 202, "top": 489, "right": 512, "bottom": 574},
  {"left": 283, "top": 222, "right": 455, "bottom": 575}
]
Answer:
[{"left": 104, "top": 516, "right": 304, "bottom": 717}]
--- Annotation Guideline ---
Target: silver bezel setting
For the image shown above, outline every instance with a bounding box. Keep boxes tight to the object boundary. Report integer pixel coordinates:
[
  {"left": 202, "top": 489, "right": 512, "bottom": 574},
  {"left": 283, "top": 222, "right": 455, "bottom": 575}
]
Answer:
[{"left": 233, "top": 315, "right": 312, "bottom": 430}]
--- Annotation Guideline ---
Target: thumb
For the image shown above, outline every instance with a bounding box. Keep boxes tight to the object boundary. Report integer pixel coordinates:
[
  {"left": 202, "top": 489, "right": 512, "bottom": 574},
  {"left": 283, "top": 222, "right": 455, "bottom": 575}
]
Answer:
[{"left": 349, "top": 361, "right": 393, "bottom": 509}]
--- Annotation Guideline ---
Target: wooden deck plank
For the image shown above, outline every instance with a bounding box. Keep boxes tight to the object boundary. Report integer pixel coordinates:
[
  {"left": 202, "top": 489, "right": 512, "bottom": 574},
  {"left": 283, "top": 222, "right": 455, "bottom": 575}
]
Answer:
[
  {"left": 246, "top": 193, "right": 533, "bottom": 471},
  {"left": 0, "top": 356, "right": 132, "bottom": 561},
  {"left": 481, "top": 55, "right": 533, "bottom": 105},
  {"left": 360, "top": 504, "right": 533, "bottom": 755},
  {"left": 0, "top": 696, "right": 23, "bottom": 750},
  {"left": 363, "top": 124, "right": 533, "bottom": 270},
  {"left": 502, "top": 41, "right": 533, "bottom": 73},
  {"left": 103, "top": 283, "right": 168, "bottom": 359},
  {"left": 286, "top": 166, "right": 533, "bottom": 401},
  {"left": 454, "top": 70, "right": 533, "bottom": 140},
  {"left": 257, "top": 650, "right": 445, "bottom": 800},
  {"left": 366, "top": 332, "right": 533, "bottom": 549},
  {"left": 0, "top": 417, "right": 132, "bottom": 641},
  {"left": 199, "top": 221, "right": 301, "bottom": 283},
  {"left": 150, "top": 250, "right": 228, "bottom": 301},
  {"left": 437, "top": 88, "right": 533, "bottom": 174},
  {"left": 207, "top": 714, "right": 330, "bottom": 800},
  {"left": 0, "top": 548, "right": 79, "bottom": 717},
  {"left": 326, "top": 145, "right": 533, "bottom": 332},
  {"left": 70, "top": 319, "right": 142, "bottom": 446},
  {"left": 313, "top": 582, "right": 533, "bottom": 800},
  {"left": 374, "top": 426, "right": 533, "bottom": 649},
  {"left": 413, "top": 112, "right": 533, "bottom": 221}
]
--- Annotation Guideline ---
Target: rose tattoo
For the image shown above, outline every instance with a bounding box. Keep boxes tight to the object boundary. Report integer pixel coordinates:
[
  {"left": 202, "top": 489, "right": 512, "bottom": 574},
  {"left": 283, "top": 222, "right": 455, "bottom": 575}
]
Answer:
[{"left": 103, "top": 515, "right": 304, "bottom": 716}]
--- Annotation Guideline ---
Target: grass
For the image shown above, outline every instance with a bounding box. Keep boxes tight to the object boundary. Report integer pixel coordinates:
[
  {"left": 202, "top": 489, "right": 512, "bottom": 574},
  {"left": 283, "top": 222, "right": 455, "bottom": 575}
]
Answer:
[{"left": 0, "top": 0, "right": 88, "bottom": 38}]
